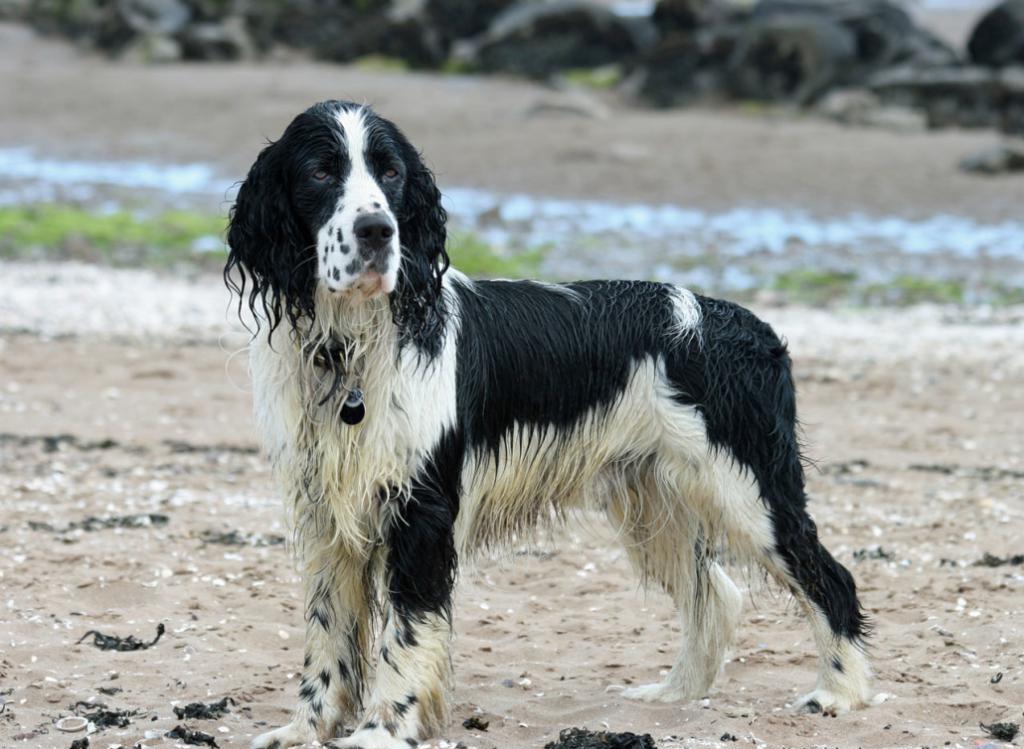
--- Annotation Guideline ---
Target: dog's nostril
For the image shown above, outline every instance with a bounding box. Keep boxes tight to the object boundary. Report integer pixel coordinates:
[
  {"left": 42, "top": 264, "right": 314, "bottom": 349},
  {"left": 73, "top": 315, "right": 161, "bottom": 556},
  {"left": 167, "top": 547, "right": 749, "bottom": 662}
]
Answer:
[{"left": 353, "top": 213, "right": 395, "bottom": 246}]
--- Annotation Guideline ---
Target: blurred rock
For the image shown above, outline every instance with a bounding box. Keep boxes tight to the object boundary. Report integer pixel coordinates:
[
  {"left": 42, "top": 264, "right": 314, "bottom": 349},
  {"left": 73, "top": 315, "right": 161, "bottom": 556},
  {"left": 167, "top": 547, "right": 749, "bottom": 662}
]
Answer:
[
  {"left": 425, "top": 0, "right": 515, "bottom": 47},
  {"left": 959, "top": 143, "right": 1024, "bottom": 175},
  {"left": 651, "top": 0, "right": 715, "bottom": 33},
  {"left": 348, "top": 0, "right": 447, "bottom": 68},
  {"left": 117, "top": 0, "right": 190, "bottom": 35},
  {"left": 725, "top": 13, "right": 857, "bottom": 104},
  {"left": 28, "top": 0, "right": 136, "bottom": 50},
  {"left": 0, "top": 0, "right": 30, "bottom": 20},
  {"left": 968, "top": 0, "right": 1024, "bottom": 67},
  {"left": 625, "top": 27, "right": 734, "bottom": 107},
  {"left": 869, "top": 65, "right": 1008, "bottom": 130},
  {"left": 121, "top": 31, "right": 182, "bottom": 61},
  {"left": 180, "top": 16, "right": 251, "bottom": 60},
  {"left": 818, "top": 89, "right": 927, "bottom": 132},
  {"left": 468, "top": 0, "right": 656, "bottom": 78},
  {"left": 752, "top": 1, "right": 957, "bottom": 77}
]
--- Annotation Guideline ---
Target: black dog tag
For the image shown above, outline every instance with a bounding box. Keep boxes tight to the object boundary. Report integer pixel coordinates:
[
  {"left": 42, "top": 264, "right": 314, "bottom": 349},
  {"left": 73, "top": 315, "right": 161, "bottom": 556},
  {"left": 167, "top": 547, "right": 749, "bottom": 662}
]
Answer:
[{"left": 340, "top": 388, "right": 365, "bottom": 425}]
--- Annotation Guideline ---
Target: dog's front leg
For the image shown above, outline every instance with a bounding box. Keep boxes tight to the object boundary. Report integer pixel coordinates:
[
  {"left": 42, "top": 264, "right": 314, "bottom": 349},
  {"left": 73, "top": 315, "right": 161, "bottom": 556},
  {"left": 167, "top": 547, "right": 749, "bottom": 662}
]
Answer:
[
  {"left": 336, "top": 491, "right": 456, "bottom": 749},
  {"left": 253, "top": 552, "right": 374, "bottom": 749}
]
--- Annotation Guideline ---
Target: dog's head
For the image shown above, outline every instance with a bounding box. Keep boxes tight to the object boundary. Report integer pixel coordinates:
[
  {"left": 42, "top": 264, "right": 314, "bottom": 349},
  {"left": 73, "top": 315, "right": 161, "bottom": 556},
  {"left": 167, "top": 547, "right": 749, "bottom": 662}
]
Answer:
[{"left": 226, "top": 101, "right": 448, "bottom": 337}]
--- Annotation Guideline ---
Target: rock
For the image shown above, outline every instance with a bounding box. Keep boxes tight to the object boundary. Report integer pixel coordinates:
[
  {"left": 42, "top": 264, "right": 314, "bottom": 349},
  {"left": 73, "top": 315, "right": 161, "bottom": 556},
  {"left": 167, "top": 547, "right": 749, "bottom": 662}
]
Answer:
[
  {"left": 959, "top": 143, "right": 1024, "bottom": 175},
  {"left": 347, "top": 0, "right": 447, "bottom": 68},
  {"left": 651, "top": 0, "right": 715, "bottom": 33},
  {"left": 625, "top": 26, "right": 734, "bottom": 107},
  {"left": 968, "top": 0, "right": 1024, "bottom": 67},
  {"left": 869, "top": 65, "right": 1006, "bottom": 129},
  {"left": 468, "top": 0, "right": 656, "bottom": 78},
  {"left": 28, "top": 0, "right": 136, "bottom": 51},
  {"left": 180, "top": 16, "right": 252, "bottom": 60},
  {"left": 725, "top": 13, "right": 857, "bottom": 104},
  {"left": 424, "top": 0, "right": 515, "bottom": 46},
  {"left": 0, "top": 0, "right": 30, "bottom": 20},
  {"left": 754, "top": 0, "right": 958, "bottom": 74},
  {"left": 263, "top": 0, "right": 392, "bottom": 61},
  {"left": 120, "top": 31, "right": 182, "bottom": 61},
  {"left": 818, "top": 89, "right": 927, "bottom": 132},
  {"left": 117, "top": 0, "right": 190, "bottom": 35}
]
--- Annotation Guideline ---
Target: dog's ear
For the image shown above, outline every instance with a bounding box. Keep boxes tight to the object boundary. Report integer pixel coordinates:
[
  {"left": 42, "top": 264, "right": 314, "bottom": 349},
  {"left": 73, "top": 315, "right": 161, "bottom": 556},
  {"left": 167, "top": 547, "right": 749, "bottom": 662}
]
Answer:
[
  {"left": 392, "top": 137, "right": 450, "bottom": 349},
  {"left": 225, "top": 140, "right": 315, "bottom": 335}
]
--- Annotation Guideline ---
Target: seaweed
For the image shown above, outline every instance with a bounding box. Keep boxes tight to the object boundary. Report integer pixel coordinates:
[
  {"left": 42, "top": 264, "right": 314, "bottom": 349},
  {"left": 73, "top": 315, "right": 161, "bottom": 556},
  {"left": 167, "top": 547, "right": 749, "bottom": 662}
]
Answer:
[
  {"left": 975, "top": 553, "right": 1024, "bottom": 568},
  {"left": 545, "top": 728, "right": 657, "bottom": 749},
  {"left": 30, "top": 514, "right": 169, "bottom": 534},
  {"left": 76, "top": 623, "right": 165, "bottom": 651},
  {"left": 173, "top": 697, "right": 234, "bottom": 720},
  {"left": 980, "top": 721, "right": 1019, "bottom": 741},
  {"left": 462, "top": 716, "right": 490, "bottom": 731},
  {"left": 166, "top": 725, "right": 220, "bottom": 747},
  {"left": 852, "top": 546, "right": 895, "bottom": 562},
  {"left": 69, "top": 739, "right": 89, "bottom": 749},
  {"left": 198, "top": 529, "right": 285, "bottom": 547},
  {"left": 69, "top": 701, "right": 137, "bottom": 728}
]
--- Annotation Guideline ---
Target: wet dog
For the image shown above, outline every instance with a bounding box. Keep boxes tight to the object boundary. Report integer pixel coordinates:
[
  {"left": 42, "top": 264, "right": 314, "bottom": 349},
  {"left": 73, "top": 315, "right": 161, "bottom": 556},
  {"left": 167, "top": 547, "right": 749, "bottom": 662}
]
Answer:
[{"left": 226, "top": 101, "right": 872, "bottom": 749}]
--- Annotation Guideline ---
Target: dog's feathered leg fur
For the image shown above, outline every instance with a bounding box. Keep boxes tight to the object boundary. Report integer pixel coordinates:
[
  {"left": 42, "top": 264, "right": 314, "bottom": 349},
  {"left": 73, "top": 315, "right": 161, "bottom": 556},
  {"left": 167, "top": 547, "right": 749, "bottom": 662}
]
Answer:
[
  {"left": 336, "top": 443, "right": 460, "bottom": 749},
  {"left": 252, "top": 546, "right": 374, "bottom": 749}
]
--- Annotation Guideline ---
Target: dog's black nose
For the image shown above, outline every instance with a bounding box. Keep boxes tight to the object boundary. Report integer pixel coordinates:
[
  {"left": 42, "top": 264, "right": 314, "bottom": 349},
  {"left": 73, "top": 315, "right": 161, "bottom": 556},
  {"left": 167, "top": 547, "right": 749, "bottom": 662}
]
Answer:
[{"left": 353, "top": 213, "right": 395, "bottom": 256}]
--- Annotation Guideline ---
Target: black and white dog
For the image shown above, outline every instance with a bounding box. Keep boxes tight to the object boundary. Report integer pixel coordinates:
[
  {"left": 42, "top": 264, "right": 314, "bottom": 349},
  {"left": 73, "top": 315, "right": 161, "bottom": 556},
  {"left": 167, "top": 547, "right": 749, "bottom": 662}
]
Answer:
[{"left": 226, "top": 101, "right": 871, "bottom": 749}]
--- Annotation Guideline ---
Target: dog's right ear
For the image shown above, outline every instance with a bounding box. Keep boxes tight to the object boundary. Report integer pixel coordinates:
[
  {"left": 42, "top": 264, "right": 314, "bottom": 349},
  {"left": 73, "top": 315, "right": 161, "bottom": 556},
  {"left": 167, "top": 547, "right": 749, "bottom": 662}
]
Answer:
[{"left": 225, "top": 140, "right": 315, "bottom": 335}]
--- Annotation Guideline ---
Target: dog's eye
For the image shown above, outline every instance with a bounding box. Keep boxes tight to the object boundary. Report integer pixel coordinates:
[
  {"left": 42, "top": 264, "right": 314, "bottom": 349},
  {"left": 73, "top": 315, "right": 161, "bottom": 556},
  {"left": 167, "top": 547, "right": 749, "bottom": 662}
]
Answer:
[
  {"left": 383, "top": 167, "right": 399, "bottom": 180},
  {"left": 312, "top": 169, "right": 330, "bottom": 182}
]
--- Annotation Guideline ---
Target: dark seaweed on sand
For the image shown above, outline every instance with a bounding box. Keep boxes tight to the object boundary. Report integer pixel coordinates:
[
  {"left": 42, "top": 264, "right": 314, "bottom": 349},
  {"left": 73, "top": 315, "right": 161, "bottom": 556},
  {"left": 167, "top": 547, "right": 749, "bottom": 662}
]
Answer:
[
  {"left": 69, "top": 701, "right": 137, "bottom": 728},
  {"left": 173, "top": 697, "right": 234, "bottom": 720},
  {"left": 166, "top": 725, "right": 220, "bottom": 747},
  {"left": 980, "top": 721, "right": 1020, "bottom": 741},
  {"left": 198, "top": 529, "right": 285, "bottom": 547},
  {"left": 975, "top": 552, "right": 1024, "bottom": 567},
  {"left": 76, "top": 622, "right": 165, "bottom": 651},
  {"left": 69, "top": 739, "right": 89, "bottom": 749},
  {"left": 545, "top": 728, "right": 657, "bottom": 749},
  {"left": 462, "top": 715, "right": 489, "bottom": 730},
  {"left": 29, "top": 514, "right": 169, "bottom": 533}
]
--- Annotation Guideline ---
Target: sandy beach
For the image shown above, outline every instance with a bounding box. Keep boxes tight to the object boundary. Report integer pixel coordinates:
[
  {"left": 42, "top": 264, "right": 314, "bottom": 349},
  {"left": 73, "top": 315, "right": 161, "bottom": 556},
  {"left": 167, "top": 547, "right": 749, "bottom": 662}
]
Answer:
[{"left": 1, "top": 11, "right": 1023, "bottom": 749}]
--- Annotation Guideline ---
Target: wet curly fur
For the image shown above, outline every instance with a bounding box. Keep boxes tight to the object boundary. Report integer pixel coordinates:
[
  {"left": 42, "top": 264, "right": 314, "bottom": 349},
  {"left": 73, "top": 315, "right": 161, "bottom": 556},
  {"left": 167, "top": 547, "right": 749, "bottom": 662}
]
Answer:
[{"left": 226, "top": 101, "right": 872, "bottom": 749}]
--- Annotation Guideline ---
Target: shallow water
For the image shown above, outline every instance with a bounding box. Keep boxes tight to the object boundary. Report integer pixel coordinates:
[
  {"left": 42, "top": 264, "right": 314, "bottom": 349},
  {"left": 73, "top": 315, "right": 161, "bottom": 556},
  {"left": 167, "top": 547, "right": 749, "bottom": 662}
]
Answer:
[{"left": 2, "top": 148, "right": 1022, "bottom": 297}]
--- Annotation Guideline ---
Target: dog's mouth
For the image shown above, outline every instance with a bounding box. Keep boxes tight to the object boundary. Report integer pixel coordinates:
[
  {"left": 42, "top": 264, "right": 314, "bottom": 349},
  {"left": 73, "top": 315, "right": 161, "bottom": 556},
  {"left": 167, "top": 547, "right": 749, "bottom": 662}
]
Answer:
[{"left": 353, "top": 271, "right": 385, "bottom": 298}]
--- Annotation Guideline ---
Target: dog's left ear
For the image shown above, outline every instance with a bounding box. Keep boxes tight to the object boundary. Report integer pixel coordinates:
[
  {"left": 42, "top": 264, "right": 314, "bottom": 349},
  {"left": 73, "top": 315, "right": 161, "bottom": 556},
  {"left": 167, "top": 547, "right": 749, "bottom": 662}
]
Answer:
[{"left": 392, "top": 136, "right": 450, "bottom": 349}]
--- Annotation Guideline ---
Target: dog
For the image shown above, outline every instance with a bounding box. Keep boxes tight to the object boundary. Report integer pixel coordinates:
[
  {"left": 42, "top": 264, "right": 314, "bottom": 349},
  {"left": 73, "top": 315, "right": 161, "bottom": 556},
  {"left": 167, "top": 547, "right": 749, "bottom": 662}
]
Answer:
[{"left": 226, "top": 100, "right": 872, "bottom": 749}]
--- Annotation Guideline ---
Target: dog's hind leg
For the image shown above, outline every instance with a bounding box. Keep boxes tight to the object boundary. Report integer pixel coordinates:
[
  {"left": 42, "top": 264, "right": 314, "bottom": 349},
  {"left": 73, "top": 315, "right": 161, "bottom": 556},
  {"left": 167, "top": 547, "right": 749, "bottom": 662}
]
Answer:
[
  {"left": 607, "top": 466, "right": 743, "bottom": 703},
  {"left": 713, "top": 461, "right": 873, "bottom": 714}
]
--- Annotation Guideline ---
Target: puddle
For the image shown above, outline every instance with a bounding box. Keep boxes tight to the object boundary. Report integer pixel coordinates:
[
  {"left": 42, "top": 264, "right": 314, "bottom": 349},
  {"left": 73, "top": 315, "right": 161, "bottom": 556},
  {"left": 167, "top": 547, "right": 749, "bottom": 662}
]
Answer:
[{"left": 2, "top": 148, "right": 1022, "bottom": 296}]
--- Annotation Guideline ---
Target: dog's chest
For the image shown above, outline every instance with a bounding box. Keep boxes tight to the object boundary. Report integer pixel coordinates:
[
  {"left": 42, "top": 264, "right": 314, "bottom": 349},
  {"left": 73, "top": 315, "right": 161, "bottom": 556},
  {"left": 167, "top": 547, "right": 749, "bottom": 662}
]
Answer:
[{"left": 250, "top": 327, "right": 458, "bottom": 511}]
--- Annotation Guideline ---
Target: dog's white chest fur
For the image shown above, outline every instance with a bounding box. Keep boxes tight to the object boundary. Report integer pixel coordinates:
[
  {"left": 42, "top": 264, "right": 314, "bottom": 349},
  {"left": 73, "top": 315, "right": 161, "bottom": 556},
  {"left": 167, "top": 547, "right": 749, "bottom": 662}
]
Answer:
[{"left": 249, "top": 292, "right": 458, "bottom": 552}]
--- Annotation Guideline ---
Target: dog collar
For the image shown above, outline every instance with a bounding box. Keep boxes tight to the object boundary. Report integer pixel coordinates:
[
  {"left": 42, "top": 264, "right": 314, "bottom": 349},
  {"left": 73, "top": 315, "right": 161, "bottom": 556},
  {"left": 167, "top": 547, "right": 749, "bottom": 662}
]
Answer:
[{"left": 312, "top": 340, "right": 365, "bottom": 425}]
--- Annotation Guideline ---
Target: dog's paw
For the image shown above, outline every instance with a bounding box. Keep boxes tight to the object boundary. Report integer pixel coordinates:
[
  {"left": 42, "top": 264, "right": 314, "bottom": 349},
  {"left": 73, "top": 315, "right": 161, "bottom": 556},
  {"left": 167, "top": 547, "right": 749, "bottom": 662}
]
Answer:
[
  {"left": 620, "top": 681, "right": 697, "bottom": 703},
  {"left": 332, "top": 726, "right": 416, "bottom": 749},
  {"left": 794, "top": 687, "right": 864, "bottom": 716},
  {"left": 252, "top": 721, "right": 316, "bottom": 749}
]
